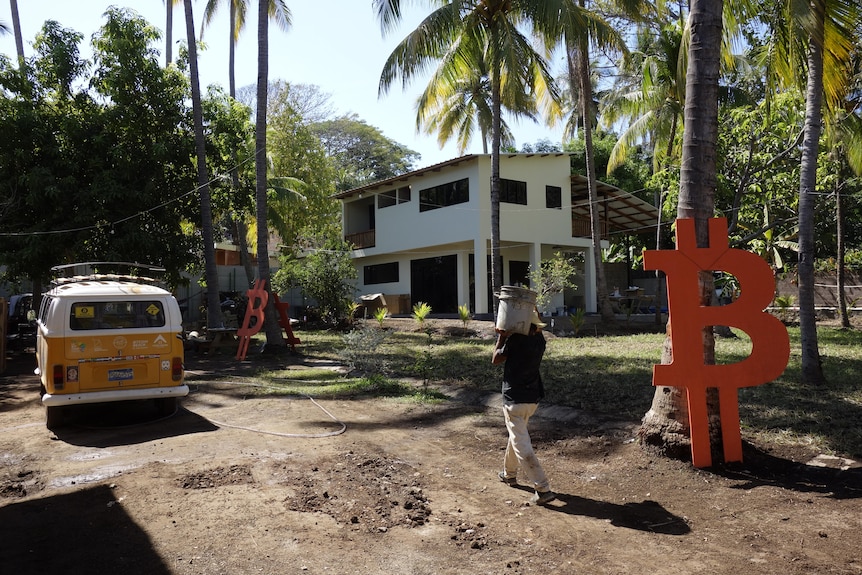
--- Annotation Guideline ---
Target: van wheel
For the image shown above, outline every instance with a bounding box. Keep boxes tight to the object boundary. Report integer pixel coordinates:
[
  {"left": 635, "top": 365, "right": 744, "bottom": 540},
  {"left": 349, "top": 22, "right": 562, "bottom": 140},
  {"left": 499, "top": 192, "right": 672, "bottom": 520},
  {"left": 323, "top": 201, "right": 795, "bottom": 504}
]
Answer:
[
  {"left": 46, "top": 406, "right": 65, "bottom": 430},
  {"left": 156, "top": 397, "right": 178, "bottom": 416}
]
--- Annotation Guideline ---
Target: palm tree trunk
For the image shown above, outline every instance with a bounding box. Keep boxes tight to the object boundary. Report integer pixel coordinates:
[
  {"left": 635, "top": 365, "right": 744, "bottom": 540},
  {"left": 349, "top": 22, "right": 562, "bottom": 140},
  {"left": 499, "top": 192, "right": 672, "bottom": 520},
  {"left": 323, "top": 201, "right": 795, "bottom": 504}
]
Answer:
[
  {"left": 640, "top": 0, "right": 723, "bottom": 461},
  {"left": 256, "top": 0, "right": 286, "bottom": 349},
  {"left": 836, "top": 183, "right": 849, "bottom": 327},
  {"left": 10, "top": 0, "right": 24, "bottom": 64},
  {"left": 489, "top": 27, "right": 502, "bottom": 319},
  {"left": 227, "top": 0, "right": 254, "bottom": 288},
  {"left": 572, "top": 25, "right": 614, "bottom": 323},
  {"left": 797, "top": 6, "right": 826, "bottom": 384},
  {"left": 228, "top": 0, "right": 236, "bottom": 97},
  {"left": 184, "top": 0, "right": 222, "bottom": 330},
  {"left": 165, "top": 0, "right": 173, "bottom": 66}
]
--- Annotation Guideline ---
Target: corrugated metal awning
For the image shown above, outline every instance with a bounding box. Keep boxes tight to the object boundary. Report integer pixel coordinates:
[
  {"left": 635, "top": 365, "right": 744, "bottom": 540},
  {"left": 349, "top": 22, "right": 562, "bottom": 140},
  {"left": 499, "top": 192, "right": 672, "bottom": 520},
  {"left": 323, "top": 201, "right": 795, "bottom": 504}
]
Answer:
[{"left": 570, "top": 174, "right": 659, "bottom": 236}]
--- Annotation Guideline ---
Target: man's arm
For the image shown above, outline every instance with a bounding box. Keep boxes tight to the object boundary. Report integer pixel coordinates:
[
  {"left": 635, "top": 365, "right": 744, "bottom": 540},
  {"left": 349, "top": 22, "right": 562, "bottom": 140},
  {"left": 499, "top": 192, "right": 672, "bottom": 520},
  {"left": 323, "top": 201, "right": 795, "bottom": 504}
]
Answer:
[{"left": 492, "top": 331, "right": 509, "bottom": 365}]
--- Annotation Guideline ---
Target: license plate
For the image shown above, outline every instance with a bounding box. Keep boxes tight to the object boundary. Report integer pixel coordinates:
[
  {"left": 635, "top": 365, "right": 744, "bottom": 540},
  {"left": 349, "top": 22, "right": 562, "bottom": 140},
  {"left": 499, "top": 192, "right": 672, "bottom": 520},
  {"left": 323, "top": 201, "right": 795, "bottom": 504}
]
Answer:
[{"left": 108, "top": 368, "right": 134, "bottom": 381}]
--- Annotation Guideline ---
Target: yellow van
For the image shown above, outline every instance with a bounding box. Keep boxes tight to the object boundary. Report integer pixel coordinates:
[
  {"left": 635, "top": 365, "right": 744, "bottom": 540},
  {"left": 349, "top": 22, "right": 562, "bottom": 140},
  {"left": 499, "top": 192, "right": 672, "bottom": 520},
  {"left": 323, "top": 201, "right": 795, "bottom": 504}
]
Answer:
[{"left": 35, "top": 264, "right": 188, "bottom": 429}]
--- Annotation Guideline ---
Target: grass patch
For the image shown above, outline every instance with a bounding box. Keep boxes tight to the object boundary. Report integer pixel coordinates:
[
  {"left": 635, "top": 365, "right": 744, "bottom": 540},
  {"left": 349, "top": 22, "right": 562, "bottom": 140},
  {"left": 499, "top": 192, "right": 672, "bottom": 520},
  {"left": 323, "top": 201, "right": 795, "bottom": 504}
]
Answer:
[
  {"left": 251, "top": 367, "right": 448, "bottom": 403},
  {"left": 296, "top": 323, "right": 862, "bottom": 459}
]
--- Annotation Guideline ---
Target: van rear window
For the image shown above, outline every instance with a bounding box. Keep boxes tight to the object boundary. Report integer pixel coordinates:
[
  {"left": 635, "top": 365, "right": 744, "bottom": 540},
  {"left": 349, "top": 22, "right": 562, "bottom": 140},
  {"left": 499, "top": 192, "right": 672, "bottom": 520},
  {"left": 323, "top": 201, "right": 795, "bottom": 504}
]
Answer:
[{"left": 69, "top": 301, "right": 166, "bottom": 330}]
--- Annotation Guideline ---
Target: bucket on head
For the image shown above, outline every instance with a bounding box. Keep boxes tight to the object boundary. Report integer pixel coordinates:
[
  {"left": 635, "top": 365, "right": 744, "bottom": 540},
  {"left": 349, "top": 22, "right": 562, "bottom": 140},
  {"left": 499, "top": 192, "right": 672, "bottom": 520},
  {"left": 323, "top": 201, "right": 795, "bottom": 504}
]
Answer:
[{"left": 495, "top": 285, "right": 538, "bottom": 335}]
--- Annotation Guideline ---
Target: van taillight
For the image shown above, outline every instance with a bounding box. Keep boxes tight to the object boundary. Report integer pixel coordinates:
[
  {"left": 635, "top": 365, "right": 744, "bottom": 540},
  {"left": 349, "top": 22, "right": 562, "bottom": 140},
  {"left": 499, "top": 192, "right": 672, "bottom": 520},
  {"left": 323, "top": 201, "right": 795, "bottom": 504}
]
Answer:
[
  {"left": 52, "top": 365, "right": 64, "bottom": 390},
  {"left": 172, "top": 357, "right": 183, "bottom": 381}
]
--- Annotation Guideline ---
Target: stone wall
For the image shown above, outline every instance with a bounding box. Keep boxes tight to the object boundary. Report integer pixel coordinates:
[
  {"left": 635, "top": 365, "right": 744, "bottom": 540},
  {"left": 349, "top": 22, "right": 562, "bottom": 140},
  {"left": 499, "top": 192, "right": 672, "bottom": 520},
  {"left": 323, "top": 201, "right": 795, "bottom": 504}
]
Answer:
[{"left": 775, "top": 272, "right": 862, "bottom": 308}]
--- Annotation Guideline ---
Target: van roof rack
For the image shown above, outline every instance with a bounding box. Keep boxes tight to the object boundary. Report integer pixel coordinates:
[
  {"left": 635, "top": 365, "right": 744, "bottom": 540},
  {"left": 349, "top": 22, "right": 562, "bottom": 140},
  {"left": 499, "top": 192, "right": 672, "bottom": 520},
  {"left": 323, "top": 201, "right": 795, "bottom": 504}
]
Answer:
[{"left": 50, "top": 262, "right": 167, "bottom": 287}]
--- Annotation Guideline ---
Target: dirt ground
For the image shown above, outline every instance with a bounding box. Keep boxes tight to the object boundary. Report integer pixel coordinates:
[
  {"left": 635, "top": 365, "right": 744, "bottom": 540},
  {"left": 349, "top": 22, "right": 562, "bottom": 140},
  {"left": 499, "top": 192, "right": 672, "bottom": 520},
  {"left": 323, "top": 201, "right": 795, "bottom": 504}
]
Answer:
[{"left": 2, "top": 320, "right": 861, "bottom": 575}]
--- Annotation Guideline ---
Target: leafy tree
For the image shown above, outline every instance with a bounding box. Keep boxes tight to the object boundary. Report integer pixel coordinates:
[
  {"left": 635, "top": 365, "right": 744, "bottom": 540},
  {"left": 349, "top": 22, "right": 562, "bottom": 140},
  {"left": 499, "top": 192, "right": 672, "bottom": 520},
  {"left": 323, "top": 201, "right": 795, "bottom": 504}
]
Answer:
[
  {"left": 716, "top": 92, "right": 803, "bottom": 269},
  {"left": 266, "top": 86, "right": 340, "bottom": 245},
  {"left": 0, "top": 13, "right": 200, "bottom": 289},
  {"left": 310, "top": 114, "right": 419, "bottom": 191},
  {"left": 272, "top": 236, "right": 358, "bottom": 326}
]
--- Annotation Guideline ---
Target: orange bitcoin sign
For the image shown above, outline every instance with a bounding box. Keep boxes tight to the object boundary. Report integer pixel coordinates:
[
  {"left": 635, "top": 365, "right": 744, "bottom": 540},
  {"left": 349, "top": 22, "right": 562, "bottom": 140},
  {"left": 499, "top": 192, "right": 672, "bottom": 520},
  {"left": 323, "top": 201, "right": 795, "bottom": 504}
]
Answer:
[
  {"left": 236, "top": 280, "right": 269, "bottom": 361},
  {"left": 643, "top": 218, "right": 790, "bottom": 467}
]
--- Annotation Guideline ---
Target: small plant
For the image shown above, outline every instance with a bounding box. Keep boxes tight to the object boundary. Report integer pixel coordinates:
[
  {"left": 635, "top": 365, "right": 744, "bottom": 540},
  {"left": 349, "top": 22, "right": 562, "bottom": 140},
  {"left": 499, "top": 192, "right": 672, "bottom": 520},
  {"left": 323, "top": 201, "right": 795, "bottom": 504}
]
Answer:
[
  {"left": 457, "top": 303, "right": 471, "bottom": 328},
  {"left": 568, "top": 308, "right": 586, "bottom": 336},
  {"left": 412, "top": 301, "right": 432, "bottom": 326},
  {"left": 413, "top": 328, "right": 436, "bottom": 390},
  {"left": 339, "top": 325, "right": 389, "bottom": 375},
  {"left": 373, "top": 306, "right": 389, "bottom": 328},
  {"left": 773, "top": 294, "right": 794, "bottom": 322},
  {"left": 528, "top": 252, "right": 582, "bottom": 309},
  {"left": 347, "top": 301, "right": 361, "bottom": 323}
]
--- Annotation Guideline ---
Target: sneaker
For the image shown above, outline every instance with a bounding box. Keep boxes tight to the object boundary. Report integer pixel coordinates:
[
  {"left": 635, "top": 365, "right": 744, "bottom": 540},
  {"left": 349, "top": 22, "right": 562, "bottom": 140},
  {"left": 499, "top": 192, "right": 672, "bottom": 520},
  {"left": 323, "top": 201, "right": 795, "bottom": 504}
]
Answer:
[
  {"left": 498, "top": 471, "right": 517, "bottom": 486},
  {"left": 530, "top": 490, "right": 556, "bottom": 505}
]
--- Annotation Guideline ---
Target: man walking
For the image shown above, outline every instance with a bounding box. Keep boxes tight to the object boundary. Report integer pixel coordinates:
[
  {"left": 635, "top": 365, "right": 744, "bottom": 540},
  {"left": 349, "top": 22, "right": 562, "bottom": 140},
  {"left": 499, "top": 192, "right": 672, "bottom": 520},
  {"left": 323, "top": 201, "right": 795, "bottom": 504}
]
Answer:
[{"left": 492, "top": 308, "right": 555, "bottom": 505}]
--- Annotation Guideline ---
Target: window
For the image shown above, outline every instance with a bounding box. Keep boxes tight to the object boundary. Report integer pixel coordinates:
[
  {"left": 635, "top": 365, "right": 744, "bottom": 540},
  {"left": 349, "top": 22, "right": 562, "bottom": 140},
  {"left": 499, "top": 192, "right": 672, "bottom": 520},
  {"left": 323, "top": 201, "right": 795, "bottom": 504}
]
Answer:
[
  {"left": 364, "top": 262, "right": 399, "bottom": 285},
  {"left": 397, "top": 186, "right": 411, "bottom": 203},
  {"left": 69, "top": 301, "right": 166, "bottom": 330},
  {"left": 378, "top": 186, "right": 411, "bottom": 209},
  {"left": 546, "top": 185, "right": 562, "bottom": 209},
  {"left": 419, "top": 179, "right": 469, "bottom": 212},
  {"left": 501, "top": 179, "right": 527, "bottom": 205},
  {"left": 378, "top": 191, "right": 396, "bottom": 209}
]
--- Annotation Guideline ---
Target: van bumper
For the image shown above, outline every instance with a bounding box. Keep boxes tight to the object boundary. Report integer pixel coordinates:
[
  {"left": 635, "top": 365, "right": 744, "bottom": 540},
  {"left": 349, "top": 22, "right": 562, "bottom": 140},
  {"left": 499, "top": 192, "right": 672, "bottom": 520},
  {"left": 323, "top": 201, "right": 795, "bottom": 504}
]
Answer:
[{"left": 42, "top": 385, "right": 190, "bottom": 407}]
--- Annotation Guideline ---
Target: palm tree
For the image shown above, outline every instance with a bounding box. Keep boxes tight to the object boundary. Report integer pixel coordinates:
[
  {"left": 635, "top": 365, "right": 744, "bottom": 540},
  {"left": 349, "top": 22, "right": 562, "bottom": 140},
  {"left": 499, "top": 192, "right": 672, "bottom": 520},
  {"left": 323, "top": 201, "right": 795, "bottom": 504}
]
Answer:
[
  {"left": 201, "top": 0, "right": 290, "bottom": 290},
  {"left": 601, "top": 22, "right": 685, "bottom": 175},
  {"left": 254, "top": 0, "right": 294, "bottom": 348},
  {"left": 639, "top": 0, "right": 724, "bottom": 461},
  {"left": 202, "top": 0, "right": 290, "bottom": 103},
  {"left": 183, "top": 0, "right": 223, "bottom": 330},
  {"left": 549, "top": 0, "right": 633, "bottom": 324},
  {"left": 415, "top": 37, "right": 534, "bottom": 154},
  {"left": 375, "top": 0, "right": 558, "bottom": 315},
  {"left": 797, "top": 0, "right": 858, "bottom": 385},
  {"left": 761, "top": 0, "right": 858, "bottom": 384}
]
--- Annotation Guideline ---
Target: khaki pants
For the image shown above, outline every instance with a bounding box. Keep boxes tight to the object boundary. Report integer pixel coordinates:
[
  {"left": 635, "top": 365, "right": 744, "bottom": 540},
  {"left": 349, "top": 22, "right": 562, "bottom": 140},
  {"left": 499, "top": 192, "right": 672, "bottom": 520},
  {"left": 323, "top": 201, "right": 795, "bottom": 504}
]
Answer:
[{"left": 502, "top": 402, "right": 550, "bottom": 491}]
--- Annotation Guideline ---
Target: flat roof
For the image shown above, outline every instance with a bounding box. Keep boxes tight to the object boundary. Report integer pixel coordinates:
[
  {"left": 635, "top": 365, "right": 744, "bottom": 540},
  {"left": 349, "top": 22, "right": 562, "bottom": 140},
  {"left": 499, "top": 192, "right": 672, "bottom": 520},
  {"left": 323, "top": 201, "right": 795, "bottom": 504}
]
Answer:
[{"left": 336, "top": 153, "right": 659, "bottom": 235}]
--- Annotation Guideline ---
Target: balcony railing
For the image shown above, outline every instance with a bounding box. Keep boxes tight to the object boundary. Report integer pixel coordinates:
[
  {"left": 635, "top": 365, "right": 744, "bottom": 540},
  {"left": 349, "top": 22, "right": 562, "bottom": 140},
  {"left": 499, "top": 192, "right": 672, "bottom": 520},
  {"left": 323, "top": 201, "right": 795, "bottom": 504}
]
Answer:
[
  {"left": 345, "top": 229, "right": 376, "bottom": 249},
  {"left": 572, "top": 217, "right": 608, "bottom": 239}
]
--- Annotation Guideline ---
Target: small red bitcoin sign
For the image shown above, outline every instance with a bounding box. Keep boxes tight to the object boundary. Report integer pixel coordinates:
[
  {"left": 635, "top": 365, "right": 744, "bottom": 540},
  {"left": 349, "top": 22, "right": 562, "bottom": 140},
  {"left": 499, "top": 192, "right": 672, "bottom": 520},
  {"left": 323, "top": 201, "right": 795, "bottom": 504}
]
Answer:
[
  {"left": 643, "top": 218, "right": 790, "bottom": 467},
  {"left": 236, "top": 280, "right": 269, "bottom": 361}
]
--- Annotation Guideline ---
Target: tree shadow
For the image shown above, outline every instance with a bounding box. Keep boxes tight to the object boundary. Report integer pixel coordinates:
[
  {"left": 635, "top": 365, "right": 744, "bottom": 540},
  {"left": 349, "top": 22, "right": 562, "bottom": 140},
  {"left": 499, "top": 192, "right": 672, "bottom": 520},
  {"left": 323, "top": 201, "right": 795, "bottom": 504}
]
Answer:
[
  {"left": 0, "top": 484, "right": 172, "bottom": 575},
  {"left": 714, "top": 442, "right": 862, "bottom": 500}
]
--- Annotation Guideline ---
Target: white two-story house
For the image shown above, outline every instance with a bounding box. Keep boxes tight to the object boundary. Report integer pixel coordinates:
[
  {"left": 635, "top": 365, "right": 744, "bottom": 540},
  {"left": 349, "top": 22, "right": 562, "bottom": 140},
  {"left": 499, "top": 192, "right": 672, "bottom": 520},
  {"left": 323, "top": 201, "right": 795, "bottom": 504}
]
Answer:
[{"left": 336, "top": 153, "right": 658, "bottom": 317}]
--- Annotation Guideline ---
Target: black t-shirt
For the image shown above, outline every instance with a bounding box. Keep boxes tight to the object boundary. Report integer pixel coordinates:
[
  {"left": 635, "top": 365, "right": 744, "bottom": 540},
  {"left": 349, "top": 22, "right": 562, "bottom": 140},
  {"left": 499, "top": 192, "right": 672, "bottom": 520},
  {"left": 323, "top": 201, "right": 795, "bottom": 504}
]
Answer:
[{"left": 500, "top": 331, "right": 546, "bottom": 403}]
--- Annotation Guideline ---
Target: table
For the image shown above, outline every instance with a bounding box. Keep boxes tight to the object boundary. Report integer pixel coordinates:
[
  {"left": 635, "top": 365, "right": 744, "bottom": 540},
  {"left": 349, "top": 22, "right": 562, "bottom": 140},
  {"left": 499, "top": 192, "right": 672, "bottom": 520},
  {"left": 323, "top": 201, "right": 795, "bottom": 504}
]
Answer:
[
  {"left": 206, "top": 328, "right": 238, "bottom": 353},
  {"left": 609, "top": 292, "right": 655, "bottom": 314}
]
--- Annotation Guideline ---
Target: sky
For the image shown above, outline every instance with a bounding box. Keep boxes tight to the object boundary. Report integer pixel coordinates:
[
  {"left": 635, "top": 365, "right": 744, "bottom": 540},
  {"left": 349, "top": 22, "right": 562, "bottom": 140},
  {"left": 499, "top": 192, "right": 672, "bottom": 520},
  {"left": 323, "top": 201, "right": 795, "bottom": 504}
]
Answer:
[{"left": 0, "top": 1, "right": 566, "bottom": 169}]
